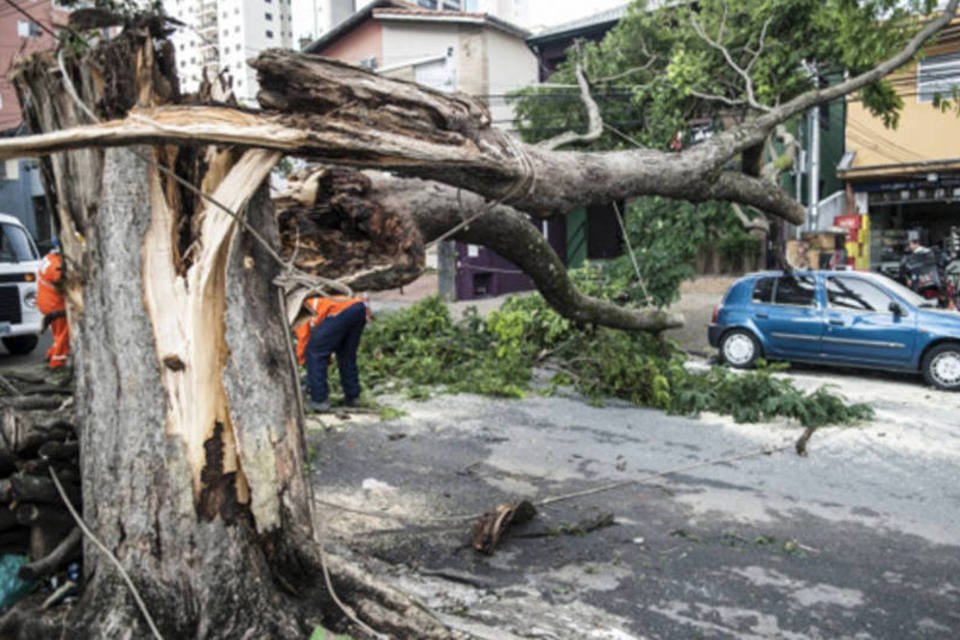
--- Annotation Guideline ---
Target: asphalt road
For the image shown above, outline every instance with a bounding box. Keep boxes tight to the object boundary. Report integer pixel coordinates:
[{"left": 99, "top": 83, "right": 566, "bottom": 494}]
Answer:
[
  {"left": 309, "top": 366, "right": 960, "bottom": 639},
  {"left": 0, "top": 331, "right": 50, "bottom": 369}
]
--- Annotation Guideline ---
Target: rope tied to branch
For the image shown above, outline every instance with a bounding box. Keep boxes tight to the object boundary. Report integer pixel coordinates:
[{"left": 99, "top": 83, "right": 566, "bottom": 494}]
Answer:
[{"left": 426, "top": 131, "right": 538, "bottom": 249}]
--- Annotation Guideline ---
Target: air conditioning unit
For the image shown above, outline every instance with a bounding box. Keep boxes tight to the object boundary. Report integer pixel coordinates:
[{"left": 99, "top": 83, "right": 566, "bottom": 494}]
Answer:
[{"left": 359, "top": 56, "right": 377, "bottom": 70}]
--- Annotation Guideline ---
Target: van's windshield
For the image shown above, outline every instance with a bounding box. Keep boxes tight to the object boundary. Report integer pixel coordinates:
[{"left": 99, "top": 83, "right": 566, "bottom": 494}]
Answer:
[{"left": 0, "top": 224, "right": 38, "bottom": 263}]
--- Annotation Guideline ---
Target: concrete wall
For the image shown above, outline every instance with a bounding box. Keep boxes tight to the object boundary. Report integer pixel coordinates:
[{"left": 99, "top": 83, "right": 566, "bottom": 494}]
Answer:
[
  {"left": 0, "top": 2, "right": 65, "bottom": 129},
  {"left": 483, "top": 27, "right": 537, "bottom": 127},
  {"left": 0, "top": 159, "right": 44, "bottom": 239},
  {"left": 318, "top": 20, "right": 383, "bottom": 65},
  {"left": 457, "top": 27, "right": 487, "bottom": 98},
  {"left": 846, "top": 23, "right": 960, "bottom": 172},
  {"left": 381, "top": 22, "right": 460, "bottom": 68}
]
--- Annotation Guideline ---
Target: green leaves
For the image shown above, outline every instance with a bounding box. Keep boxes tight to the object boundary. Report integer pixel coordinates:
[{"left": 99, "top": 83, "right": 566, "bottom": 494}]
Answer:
[
  {"left": 512, "top": 0, "right": 935, "bottom": 148},
  {"left": 362, "top": 293, "right": 872, "bottom": 429}
]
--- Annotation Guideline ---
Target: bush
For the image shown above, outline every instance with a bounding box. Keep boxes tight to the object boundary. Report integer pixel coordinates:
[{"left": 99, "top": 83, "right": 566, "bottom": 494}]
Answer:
[{"left": 359, "top": 295, "right": 872, "bottom": 428}]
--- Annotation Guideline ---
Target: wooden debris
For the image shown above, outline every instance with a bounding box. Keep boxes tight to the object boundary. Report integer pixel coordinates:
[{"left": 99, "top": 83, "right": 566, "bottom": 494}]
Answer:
[
  {"left": 0, "top": 364, "right": 80, "bottom": 563},
  {"left": 19, "top": 528, "right": 81, "bottom": 582},
  {"left": 795, "top": 426, "right": 817, "bottom": 456},
  {"left": 471, "top": 500, "right": 537, "bottom": 555}
]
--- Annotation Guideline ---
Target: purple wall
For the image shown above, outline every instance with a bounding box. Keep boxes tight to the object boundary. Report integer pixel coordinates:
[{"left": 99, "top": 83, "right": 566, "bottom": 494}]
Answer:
[{"left": 455, "top": 216, "right": 567, "bottom": 300}]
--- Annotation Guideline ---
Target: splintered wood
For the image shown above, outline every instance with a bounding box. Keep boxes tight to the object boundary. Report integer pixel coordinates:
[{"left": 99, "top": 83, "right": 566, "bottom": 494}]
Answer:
[
  {"left": 275, "top": 166, "right": 424, "bottom": 291},
  {"left": 0, "top": 368, "right": 81, "bottom": 579},
  {"left": 471, "top": 499, "right": 537, "bottom": 555}
]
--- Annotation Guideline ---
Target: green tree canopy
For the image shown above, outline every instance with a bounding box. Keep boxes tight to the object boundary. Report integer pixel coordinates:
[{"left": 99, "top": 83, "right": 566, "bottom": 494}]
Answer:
[{"left": 513, "top": 0, "right": 937, "bottom": 149}]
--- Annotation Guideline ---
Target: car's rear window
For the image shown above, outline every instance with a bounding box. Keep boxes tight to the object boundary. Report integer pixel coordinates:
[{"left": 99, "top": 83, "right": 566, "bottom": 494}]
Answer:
[
  {"left": 774, "top": 275, "right": 816, "bottom": 306},
  {"left": 752, "top": 277, "right": 775, "bottom": 303}
]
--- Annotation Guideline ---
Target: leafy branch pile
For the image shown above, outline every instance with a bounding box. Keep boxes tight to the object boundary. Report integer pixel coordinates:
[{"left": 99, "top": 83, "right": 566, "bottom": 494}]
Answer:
[{"left": 359, "top": 295, "right": 872, "bottom": 428}]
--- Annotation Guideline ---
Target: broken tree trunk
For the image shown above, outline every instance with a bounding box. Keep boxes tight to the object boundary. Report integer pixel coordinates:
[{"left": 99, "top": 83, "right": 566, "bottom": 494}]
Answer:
[{"left": 7, "top": 23, "right": 454, "bottom": 639}]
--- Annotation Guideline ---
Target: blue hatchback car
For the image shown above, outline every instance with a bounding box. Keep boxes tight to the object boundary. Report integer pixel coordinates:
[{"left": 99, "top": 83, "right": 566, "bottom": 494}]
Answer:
[{"left": 708, "top": 271, "right": 960, "bottom": 390}]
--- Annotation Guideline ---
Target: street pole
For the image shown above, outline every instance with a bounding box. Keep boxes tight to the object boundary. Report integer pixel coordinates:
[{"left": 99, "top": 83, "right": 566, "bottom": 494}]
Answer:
[{"left": 808, "top": 106, "right": 821, "bottom": 232}]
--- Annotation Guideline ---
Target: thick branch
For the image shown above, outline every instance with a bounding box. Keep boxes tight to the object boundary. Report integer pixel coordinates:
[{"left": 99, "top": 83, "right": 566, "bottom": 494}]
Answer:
[
  {"left": 367, "top": 174, "right": 684, "bottom": 332},
  {"left": 0, "top": 102, "right": 804, "bottom": 224}
]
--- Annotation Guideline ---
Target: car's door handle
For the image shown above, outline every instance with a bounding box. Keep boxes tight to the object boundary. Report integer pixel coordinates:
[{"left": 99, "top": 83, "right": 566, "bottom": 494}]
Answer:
[
  {"left": 755, "top": 312, "right": 769, "bottom": 319},
  {"left": 829, "top": 319, "right": 844, "bottom": 326}
]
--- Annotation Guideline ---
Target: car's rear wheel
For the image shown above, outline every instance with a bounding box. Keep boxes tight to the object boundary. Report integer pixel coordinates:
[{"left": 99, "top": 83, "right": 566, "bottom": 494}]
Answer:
[
  {"left": 922, "top": 343, "right": 960, "bottom": 391},
  {"left": 720, "top": 329, "right": 761, "bottom": 369},
  {"left": 2, "top": 335, "right": 38, "bottom": 356}
]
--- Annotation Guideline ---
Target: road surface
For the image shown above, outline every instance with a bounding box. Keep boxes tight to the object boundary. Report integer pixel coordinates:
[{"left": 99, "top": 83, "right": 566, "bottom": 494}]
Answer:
[{"left": 309, "top": 364, "right": 960, "bottom": 639}]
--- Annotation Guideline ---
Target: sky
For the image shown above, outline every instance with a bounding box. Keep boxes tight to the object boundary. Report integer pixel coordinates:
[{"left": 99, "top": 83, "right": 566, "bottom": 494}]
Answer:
[{"left": 291, "top": 0, "right": 630, "bottom": 43}]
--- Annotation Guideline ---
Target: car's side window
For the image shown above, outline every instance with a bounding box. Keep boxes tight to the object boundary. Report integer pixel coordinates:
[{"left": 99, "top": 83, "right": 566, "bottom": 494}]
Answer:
[
  {"left": 751, "top": 277, "right": 775, "bottom": 303},
  {"left": 827, "top": 277, "right": 895, "bottom": 312},
  {"left": 773, "top": 275, "right": 816, "bottom": 307}
]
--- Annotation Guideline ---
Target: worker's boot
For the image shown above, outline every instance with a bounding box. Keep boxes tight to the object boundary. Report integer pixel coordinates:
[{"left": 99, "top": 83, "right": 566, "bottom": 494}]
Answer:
[{"left": 306, "top": 400, "right": 330, "bottom": 413}]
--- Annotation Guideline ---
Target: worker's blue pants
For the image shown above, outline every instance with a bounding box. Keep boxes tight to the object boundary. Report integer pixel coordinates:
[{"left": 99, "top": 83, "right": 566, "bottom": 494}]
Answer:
[{"left": 305, "top": 302, "right": 366, "bottom": 403}]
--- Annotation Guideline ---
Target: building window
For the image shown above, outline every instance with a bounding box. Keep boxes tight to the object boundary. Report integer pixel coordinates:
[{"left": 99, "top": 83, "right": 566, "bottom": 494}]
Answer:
[
  {"left": 17, "top": 20, "right": 41, "bottom": 38},
  {"left": 265, "top": 12, "right": 272, "bottom": 20},
  {"left": 917, "top": 52, "right": 960, "bottom": 102},
  {"left": 266, "top": 29, "right": 274, "bottom": 38}
]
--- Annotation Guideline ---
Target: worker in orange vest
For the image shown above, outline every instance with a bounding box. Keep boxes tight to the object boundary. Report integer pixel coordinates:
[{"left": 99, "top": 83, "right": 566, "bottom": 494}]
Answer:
[
  {"left": 294, "top": 294, "right": 369, "bottom": 412},
  {"left": 37, "top": 244, "right": 69, "bottom": 369}
]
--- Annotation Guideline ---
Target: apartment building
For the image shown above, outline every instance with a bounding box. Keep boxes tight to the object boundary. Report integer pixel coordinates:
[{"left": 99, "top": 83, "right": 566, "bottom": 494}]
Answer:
[
  {"left": 837, "top": 18, "right": 960, "bottom": 271},
  {"left": 0, "top": 0, "right": 66, "bottom": 242},
  {"left": 307, "top": 0, "right": 530, "bottom": 43},
  {"left": 165, "top": 0, "right": 294, "bottom": 102}
]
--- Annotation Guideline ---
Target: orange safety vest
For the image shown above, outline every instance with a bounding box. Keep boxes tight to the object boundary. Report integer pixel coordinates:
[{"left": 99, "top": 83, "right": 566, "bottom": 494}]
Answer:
[
  {"left": 36, "top": 251, "right": 64, "bottom": 315},
  {"left": 37, "top": 251, "right": 69, "bottom": 368},
  {"left": 294, "top": 296, "right": 364, "bottom": 366}
]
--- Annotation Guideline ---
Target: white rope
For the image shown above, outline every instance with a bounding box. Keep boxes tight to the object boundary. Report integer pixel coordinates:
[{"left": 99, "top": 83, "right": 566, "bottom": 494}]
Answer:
[
  {"left": 611, "top": 200, "right": 653, "bottom": 305},
  {"left": 425, "top": 132, "right": 538, "bottom": 249},
  {"left": 48, "top": 467, "right": 165, "bottom": 640}
]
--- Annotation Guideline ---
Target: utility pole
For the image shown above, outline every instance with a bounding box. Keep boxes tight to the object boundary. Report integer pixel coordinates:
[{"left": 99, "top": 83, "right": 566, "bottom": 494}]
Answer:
[{"left": 807, "top": 106, "right": 821, "bottom": 232}]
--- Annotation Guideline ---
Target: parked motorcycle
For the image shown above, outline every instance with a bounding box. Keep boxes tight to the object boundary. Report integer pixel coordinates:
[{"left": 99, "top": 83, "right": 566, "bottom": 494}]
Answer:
[{"left": 900, "top": 247, "right": 956, "bottom": 310}]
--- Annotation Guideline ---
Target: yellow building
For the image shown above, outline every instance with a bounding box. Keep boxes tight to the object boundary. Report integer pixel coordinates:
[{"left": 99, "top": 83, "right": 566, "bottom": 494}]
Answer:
[{"left": 839, "top": 18, "right": 960, "bottom": 270}]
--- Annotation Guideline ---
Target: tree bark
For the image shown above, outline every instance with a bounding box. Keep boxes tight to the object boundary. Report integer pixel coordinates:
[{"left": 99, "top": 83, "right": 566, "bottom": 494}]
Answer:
[{"left": 8, "top": 25, "right": 453, "bottom": 639}]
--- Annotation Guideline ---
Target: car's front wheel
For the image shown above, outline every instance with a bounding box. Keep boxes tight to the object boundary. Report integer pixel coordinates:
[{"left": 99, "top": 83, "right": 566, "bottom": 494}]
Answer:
[
  {"left": 2, "top": 335, "right": 38, "bottom": 356},
  {"left": 720, "top": 329, "right": 761, "bottom": 369},
  {"left": 922, "top": 343, "right": 960, "bottom": 391}
]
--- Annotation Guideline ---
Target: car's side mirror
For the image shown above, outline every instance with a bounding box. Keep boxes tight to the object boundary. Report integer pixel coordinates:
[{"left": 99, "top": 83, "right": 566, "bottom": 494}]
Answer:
[{"left": 889, "top": 301, "right": 904, "bottom": 316}]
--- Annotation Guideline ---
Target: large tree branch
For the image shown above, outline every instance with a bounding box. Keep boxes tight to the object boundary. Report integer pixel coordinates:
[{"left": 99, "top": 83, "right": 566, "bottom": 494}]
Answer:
[
  {"left": 5, "top": 0, "right": 956, "bottom": 231},
  {"left": 367, "top": 173, "right": 684, "bottom": 332},
  {"left": 0, "top": 106, "right": 803, "bottom": 224}
]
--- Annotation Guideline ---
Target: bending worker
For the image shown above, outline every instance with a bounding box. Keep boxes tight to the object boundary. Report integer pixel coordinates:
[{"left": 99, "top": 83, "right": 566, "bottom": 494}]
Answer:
[
  {"left": 37, "top": 243, "right": 69, "bottom": 369},
  {"left": 295, "top": 294, "right": 369, "bottom": 412}
]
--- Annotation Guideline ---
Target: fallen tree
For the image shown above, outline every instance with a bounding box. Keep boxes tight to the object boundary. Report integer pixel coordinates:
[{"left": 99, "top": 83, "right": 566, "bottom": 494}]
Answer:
[{"left": 0, "top": 2, "right": 954, "bottom": 637}]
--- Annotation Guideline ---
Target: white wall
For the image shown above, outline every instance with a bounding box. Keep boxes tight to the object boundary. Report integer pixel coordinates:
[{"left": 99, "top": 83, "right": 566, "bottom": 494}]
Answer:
[
  {"left": 483, "top": 27, "right": 537, "bottom": 128},
  {"left": 380, "top": 20, "right": 534, "bottom": 131},
  {"left": 380, "top": 22, "right": 460, "bottom": 69},
  {"left": 164, "top": 0, "right": 292, "bottom": 103}
]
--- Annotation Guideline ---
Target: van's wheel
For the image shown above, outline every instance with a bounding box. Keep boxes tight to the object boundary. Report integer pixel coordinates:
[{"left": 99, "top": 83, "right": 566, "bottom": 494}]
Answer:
[
  {"left": 922, "top": 343, "right": 960, "bottom": 391},
  {"left": 720, "top": 329, "right": 761, "bottom": 369},
  {"left": 2, "top": 335, "right": 38, "bottom": 356}
]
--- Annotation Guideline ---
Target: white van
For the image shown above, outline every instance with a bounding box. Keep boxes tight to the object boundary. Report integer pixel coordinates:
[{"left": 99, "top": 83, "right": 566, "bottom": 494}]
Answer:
[{"left": 0, "top": 213, "right": 42, "bottom": 355}]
